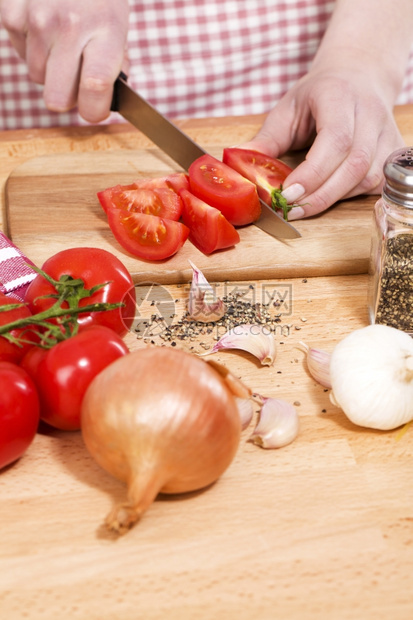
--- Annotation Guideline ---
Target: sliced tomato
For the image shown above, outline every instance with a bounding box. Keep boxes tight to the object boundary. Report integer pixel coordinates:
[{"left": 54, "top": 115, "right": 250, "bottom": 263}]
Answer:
[
  {"left": 188, "top": 154, "right": 261, "bottom": 226},
  {"left": 98, "top": 184, "right": 183, "bottom": 221},
  {"left": 180, "top": 189, "right": 240, "bottom": 254},
  {"left": 106, "top": 209, "right": 189, "bottom": 261},
  {"left": 222, "top": 148, "right": 292, "bottom": 208},
  {"left": 98, "top": 183, "right": 135, "bottom": 213},
  {"left": 162, "top": 172, "right": 190, "bottom": 194},
  {"left": 135, "top": 173, "right": 189, "bottom": 194},
  {"left": 97, "top": 174, "right": 189, "bottom": 220}
]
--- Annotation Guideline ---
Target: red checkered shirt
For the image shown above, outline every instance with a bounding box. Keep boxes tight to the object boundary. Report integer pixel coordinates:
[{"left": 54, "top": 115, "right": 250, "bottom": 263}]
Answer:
[{"left": 1, "top": 0, "right": 413, "bottom": 129}]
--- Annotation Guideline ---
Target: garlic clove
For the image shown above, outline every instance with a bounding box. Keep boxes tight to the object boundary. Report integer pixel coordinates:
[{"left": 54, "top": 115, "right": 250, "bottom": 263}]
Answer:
[
  {"left": 235, "top": 397, "right": 254, "bottom": 430},
  {"left": 187, "top": 260, "right": 226, "bottom": 322},
  {"left": 248, "top": 397, "right": 299, "bottom": 448},
  {"left": 299, "top": 341, "right": 332, "bottom": 389},
  {"left": 204, "top": 323, "right": 277, "bottom": 366}
]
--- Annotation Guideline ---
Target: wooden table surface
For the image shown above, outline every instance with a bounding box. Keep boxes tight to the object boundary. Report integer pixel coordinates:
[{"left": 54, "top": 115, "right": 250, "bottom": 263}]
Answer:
[{"left": 1, "top": 109, "right": 413, "bottom": 620}]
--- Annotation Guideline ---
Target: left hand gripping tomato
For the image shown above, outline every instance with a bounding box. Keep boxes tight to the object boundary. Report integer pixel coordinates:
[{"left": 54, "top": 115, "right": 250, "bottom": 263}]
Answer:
[
  {"left": 21, "top": 325, "right": 129, "bottom": 431},
  {"left": 0, "top": 362, "right": 40, "bottom": 469},
  {"left": 222, "top": 148, "right": 293, "bottom": 219}
]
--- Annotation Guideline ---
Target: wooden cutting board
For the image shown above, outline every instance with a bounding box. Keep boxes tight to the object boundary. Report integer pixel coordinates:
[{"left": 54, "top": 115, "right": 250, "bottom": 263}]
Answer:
[{"left": 5, "top": 146, "right": 375, "bottom": 283}]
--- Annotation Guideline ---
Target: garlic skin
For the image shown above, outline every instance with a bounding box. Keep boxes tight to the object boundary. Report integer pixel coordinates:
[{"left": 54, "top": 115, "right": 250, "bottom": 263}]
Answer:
[
  {"left": 299, "top": 341, "right": 332, "bottom": 389},
  {"left": 235, "top": 397, "right": 254, "bottom": 430},
  {"left": 81, "top": 347, "right": 242, "bottom": 533},
  {"left": 205, "top": 324, "right": 277, "bottom": 366},
  {"left": 187, "top": 260, "right": 226, "bottom": 322},
  {"left": 248, "top": 398, "right": 299, "bottom": 448},
  {"left": 330, "top": 324, "right": 413, "bottom": 430}
]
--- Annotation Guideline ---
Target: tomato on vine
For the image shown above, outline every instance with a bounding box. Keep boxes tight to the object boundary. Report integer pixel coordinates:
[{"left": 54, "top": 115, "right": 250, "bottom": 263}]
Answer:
[
  {"left": 0, "top": 292, "right": 38, "bottom": 363},
  {"left": 21, "top": 325, "right": 129, "bottom": 431},
  {"left": 0, "top": 362, "right": 40, "bottom": 469},
  {"left": 24, "top": 247, "right": 136, "bottom": 336}
]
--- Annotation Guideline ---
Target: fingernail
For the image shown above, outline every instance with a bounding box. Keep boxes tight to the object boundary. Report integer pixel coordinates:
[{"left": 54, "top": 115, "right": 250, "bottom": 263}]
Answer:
[
  {"left": 287, "top": 206, "right": 305, "bottom": 221},
  {"left": 281, "top": 183, "right": 305, "bottom": 204}
]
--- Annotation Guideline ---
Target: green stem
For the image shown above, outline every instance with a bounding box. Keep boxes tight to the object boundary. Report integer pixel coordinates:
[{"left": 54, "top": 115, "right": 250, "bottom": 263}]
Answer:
[
  {"left": 0, "top": 265, "right": 126, "bottom": 348},
  {"left": 0, "top": 300, "right": 122, "bottom": 336},
  {"left": 271, "top": 187, "right": 293, "bottom": 221}
]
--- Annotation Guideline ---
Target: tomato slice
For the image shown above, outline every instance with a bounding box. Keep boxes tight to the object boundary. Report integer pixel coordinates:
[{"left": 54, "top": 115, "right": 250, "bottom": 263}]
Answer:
[
  {"left": 136, "top": 173, "right": 189, "bottom": 194},
  {"left": 107, "top": 209, "right": 190, "bottom": 261},
  {"left": 188, "top": 154, "right": 261, "bottom": 226},
  {"left": 180, "top": 189, "right": 240, "bottom": 254},
  {"left": 222, "top": 148, "right": 292, "bottom": 208},
  {"left": 98, "top": 185, "right": 182, "bottom": 221}
]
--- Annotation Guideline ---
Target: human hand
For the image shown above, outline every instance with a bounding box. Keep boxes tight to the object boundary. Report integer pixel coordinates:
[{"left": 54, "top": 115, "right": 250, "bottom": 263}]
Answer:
[
  {"left": 241, "top": 67, "right": 405, "bottom": 220},
  {"left": 0, "top": 0, "right": 130, "bottom": 123}
]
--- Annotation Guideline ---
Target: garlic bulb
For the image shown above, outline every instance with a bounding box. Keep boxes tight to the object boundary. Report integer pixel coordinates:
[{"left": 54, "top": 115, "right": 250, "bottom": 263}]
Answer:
[
  {"left": 204, "top": 323, "right": 277, "bottom": 366},
  {"left": 81, "top": 347, "right": 242, "bottom": 533},
  {"left": 330, "top": 324, "right": 413, "bottom": 430},
  {"left": 248, "top": 398, "right": 299, "bottom": 448},
  {"left": 187, "top": 260, "right": 226, "bottom": 322},
  {"left": 299, "top": 341, "right": 332, "bottom": 388}
]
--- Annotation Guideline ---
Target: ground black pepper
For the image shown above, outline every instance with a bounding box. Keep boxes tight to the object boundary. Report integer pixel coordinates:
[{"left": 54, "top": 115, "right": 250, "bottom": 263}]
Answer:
[
  {"left": 375, "top": 233, "right": 413, "bottom": 331},
  {"left": 134, "top": 288, "right": 291, "bottom": 349}
]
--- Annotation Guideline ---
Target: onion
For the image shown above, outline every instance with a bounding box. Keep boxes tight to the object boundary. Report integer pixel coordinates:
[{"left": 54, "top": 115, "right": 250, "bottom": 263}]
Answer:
[{"left": 81, "top": 346, "right": 242, "bottom": 533}]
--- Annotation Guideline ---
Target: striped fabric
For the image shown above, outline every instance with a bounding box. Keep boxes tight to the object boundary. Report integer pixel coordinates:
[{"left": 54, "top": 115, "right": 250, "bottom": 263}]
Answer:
[
  {"left": 0, "top": 233, "right": 36, "bottom": 300},
  {"left": 1, "top": 0, "right": 412, "bottom": 130}
]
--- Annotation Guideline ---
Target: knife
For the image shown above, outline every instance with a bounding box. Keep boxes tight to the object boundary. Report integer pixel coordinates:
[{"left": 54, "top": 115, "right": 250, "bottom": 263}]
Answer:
[{"left": 111, "top": 74, "right": 301, "bottom": 240}]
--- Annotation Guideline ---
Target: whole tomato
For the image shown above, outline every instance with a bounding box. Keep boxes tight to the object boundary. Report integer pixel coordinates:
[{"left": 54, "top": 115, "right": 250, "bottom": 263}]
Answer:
[
  {"left": 21, "top": 325, "right": 129, "bottom": 431},
  {"left": 24, "top": 247, "right": 136, "bottom": 336},
  {"left": 0, "top": 362, "right": 40, "bottom": 469},
  {"left": 0, "top": 292, "right": 38, "bottom": 363}
]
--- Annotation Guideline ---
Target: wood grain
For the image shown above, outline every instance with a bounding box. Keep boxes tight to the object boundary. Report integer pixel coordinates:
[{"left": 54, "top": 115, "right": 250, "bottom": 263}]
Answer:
[
  {"left": 2, "top": 274, "right": 413, "bottom": 620},
  {"left": 1, "top": 108, "right": 413, "bottom": 620}
]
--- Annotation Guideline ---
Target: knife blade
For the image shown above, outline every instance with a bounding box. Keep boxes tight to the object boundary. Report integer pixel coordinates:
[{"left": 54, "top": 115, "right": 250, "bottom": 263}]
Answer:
[{"left": 111, "top": 75, "right": 301, "bottom": 240}]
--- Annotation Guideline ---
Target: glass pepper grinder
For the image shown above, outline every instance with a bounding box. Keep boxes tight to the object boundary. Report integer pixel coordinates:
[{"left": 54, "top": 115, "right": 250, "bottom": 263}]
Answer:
[{"left": 368, "top": 146, "right": 413, "bottom": 335}]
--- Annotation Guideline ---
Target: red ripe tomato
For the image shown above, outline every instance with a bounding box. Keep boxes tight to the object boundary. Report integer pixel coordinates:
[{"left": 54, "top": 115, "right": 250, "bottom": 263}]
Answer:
[
  {"left": 98, "top": 184, "right": 182, "bottom": 221},
  {"left": 106, "top": 209, "right": 189, "bottom": 261},
  {"left": 97, "top": 173, "right": 189, "bottom": 221},
  {"left": 21, "top": 325, "right": 129, "bottom": 431},
  {"left": 0, "top": 292, "right": 38, "bottom": 363},
  {"left": 134, "top": 173, "right": 190, "bottom": 196},
  {"left": 24, "top": 247, "right": 135, "bottom": 337},
  {"left": 180, "top": 189, "right": 240, "bottom": 254},
  {"left": 222, "top": 148, "right": 293, "bottom": 207},
  {"left": 188, "top": 154, "right": 261, "bottom": 226},
  {"left": 0, "top": 362, "right": 40, "bottom": 469}
]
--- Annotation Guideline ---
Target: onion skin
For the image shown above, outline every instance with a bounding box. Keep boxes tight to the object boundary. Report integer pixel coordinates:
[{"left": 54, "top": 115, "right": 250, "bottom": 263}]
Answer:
[{"left": 81, "top": 346, "right": 242, "bottom": 533}]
